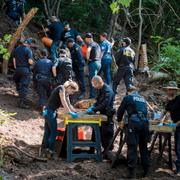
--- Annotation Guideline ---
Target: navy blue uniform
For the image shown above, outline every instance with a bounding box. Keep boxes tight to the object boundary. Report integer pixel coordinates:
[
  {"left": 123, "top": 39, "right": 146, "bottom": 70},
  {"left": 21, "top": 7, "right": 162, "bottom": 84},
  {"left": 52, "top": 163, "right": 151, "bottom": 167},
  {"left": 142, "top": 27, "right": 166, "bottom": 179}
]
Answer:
[
  {"left": 113, "top": 46, "right": 135, "bottom": 93},
  {"left": 93, "top": 84, "right": 115, "bottom": 150},
  {"left": 99, "top": 39, "right": 112, "bottom": 85},
  {"left": 53, "top": 57, "right": 72, "bottom": 85},
  {"left": 34, "top": 58, "right": 53, "bottom": 107},
  {"left": 69, "top": 43, "right": 85, "bottom": 93},
  {"left": 5, "top": 0, "right": 25, "bottom": 24},
  {"left": 48, "top": 21, "right": 63, "bottom": 63},
  {"left": 117, "top": 91, "right": 150, "bottom": 174},
  {"left": 88, "top": 42, "right": 101, "bottom": 98},
  {"left": 61, "top": 29, "right": 79, "bottom": 45},
  {"left": 166, "top": 95, "right": 180, "bottom": 173},
  {"left": 13, "top": 45, "right": 33, "bottom": 104}
]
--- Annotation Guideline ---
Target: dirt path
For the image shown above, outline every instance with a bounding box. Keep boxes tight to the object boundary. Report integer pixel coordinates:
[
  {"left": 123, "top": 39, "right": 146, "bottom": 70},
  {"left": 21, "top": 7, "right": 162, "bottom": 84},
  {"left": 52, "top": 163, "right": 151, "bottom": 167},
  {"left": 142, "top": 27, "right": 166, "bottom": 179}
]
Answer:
[{"left": 0, "top": 75, "right": 178, "bottom": 180}]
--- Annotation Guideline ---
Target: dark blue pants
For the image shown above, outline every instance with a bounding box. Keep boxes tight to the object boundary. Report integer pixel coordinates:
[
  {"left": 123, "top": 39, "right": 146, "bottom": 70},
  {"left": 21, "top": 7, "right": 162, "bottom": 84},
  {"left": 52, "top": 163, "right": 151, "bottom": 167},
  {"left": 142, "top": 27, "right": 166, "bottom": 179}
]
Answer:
[
  {"left": 7, "top": 11, "right": 20, "bottom": 22},
  {"left": 88, "top": 61, "right": 101, "bottom": 98},
  {"left": 43, "top": 107, "right": 57, "bottom": 152},
  {"left": 175, "top": 127, "right": 180, "bottom": 172},
  {"left": 73, "top": 65, "right": 86, "bottom": 93},
  {"left": 113, "top": 66, "right": 133, "bottom": 93},
  {"left": 36, "top": 80, "right": 51, "bottom": 107},
  {"left": 14, "top": 67, "right": 31, "bottom": 103},
  {"left": 99, "top": 57, "right": 112, "bottom": 85},
  {"left": 127, "top": 120, "right": 150, "bottom": 172},
  {"left": 101, "top": 118, "right": 114, "bottom": 150},
  {"left": 50, "top": 41, "right": 59, "bottom": 63}
]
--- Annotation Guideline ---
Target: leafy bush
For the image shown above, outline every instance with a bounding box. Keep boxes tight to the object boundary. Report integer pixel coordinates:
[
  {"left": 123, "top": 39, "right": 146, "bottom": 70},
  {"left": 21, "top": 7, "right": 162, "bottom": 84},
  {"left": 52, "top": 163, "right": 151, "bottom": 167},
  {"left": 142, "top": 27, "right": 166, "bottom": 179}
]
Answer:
[
  {"left": 0, "top": 34, "right": 12, "bottom": 61},
  {"left": 152, "top": 38, "right": 180, "bottom": 82}
]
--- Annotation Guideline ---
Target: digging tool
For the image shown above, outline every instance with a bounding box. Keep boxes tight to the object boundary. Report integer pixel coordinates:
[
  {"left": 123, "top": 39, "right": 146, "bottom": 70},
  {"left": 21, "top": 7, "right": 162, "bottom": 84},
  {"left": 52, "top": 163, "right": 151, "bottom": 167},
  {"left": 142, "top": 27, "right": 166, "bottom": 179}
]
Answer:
[
  {"left": 111, "top": 128, "right": 127, "bottom": 168},
  {"left": 103, "top": 126, "right": 121, "bottom": 157}
]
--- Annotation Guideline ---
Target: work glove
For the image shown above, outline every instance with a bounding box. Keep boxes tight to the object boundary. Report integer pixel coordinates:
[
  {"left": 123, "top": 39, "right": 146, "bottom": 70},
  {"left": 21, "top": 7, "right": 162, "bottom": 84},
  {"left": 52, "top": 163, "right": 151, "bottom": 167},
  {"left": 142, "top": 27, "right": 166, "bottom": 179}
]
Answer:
[
  {"left": 118, "top": 121, "right": 125, "bottom": 130},
  {"left": 86, "top": 106, "right": 94, "bottom": 114},
  {"left": 68, "top": 112, "right": 78, "bottom": 119}
]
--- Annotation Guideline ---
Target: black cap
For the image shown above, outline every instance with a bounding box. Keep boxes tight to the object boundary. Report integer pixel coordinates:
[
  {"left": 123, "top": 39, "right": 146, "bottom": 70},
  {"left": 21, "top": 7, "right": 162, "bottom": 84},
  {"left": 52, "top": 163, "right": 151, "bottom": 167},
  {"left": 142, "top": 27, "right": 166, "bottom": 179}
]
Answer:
[
  {"left": 123, "top": 37, "right": 131, "bottom": 46},
  {"left": 85, "top": 33, "right": 93, "bottom": 38},
  {"left": 66, "top": 38, "right": 75, "bottom": 43},
  {"left": 63, "top": 21, "right": 69, "bottom": 26}
]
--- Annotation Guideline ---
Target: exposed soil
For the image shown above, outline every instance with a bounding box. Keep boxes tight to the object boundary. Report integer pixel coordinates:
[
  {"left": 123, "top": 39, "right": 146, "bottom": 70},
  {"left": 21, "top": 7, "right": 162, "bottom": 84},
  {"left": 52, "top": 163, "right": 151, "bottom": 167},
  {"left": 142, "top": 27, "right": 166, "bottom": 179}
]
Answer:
[{"left": 0, "top": 74, "right": 179, "bottom": 180}]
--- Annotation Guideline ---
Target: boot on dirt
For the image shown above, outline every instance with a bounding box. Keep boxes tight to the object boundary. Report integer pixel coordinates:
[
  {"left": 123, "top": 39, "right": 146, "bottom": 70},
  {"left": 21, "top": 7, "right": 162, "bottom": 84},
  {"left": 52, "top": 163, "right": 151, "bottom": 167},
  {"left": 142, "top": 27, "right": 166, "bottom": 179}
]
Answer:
[{"left": 143, "top": 167, "right": 149, "bottom": 177}]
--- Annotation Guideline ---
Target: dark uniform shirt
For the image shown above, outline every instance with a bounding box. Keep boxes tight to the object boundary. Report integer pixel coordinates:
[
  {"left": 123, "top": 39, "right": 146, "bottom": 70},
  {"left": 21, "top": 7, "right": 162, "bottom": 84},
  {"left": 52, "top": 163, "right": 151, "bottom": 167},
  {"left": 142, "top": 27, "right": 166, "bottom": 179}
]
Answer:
[
  {"left": 166, "top": 95, "right": 180, "bottom": 123},
  {"left": 88, "top": 41, "right": 101, "bottom": 62},
  {"left": 47, "top": 85, "right": 64, "bottom": 111},
  {"left": 61, "top": 29, "right": 79, "bottom": 44},
  {"left": 100, "top": 39, "right": 112, "bottom": 59},
  {"left": 93, "top": 84, "right": 114, "bottom": 114},
  {"left": 53, "top": 57, "right": 72, "bottom": 83},
  {"left": 34, "top": 58, "right": 53, "bottom": 78},
  {"left": 117, "top": 91, "right": 148, "bottom": 121},
  {"left": 6, "top": 0, "right": 17, "bottom": 13},
  {"left": 70, "top": 43, "right": 85, "bottom": 67},
  {"left": 48, "top": 21, "right": 63, "bottom": 41},
  {"left": 115, "top": 46, "right": 135, "bottom": 68},
  {"left": 14, "top": 45, "right": 33, "bottom": 68}
]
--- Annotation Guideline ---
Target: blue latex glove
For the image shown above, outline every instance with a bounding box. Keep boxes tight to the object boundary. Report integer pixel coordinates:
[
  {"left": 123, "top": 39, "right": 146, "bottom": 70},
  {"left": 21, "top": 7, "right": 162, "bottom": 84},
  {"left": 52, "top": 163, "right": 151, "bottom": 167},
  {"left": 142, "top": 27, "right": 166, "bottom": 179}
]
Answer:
[
  {"left": 86, "top": 106, "right": 94, "bottom": 114},
  {"left": 69, "top": 112, "right": 78, "bottom": 118},
  {"left": 157, "top": 123, "right": 163, "bottom": 127}
]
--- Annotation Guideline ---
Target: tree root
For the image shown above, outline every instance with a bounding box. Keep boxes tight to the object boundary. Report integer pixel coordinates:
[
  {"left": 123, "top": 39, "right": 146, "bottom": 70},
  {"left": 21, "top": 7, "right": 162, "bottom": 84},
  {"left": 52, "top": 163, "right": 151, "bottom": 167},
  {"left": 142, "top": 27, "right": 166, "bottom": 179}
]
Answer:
[{"left": 3, "top": 146, "right": 47, "bottom": 162}]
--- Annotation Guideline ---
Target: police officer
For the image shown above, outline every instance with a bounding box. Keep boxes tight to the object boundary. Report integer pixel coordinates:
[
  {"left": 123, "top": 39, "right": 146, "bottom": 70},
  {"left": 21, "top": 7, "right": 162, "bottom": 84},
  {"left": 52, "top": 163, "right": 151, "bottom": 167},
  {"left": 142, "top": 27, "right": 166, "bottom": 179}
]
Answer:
[
  {"left": 61, "top": 21, "right": 83, "bottom": 46},
  {"left": 5, "top": 0, "right": 26, "bottom": 25},
  {"left": 33, "top": 49, "right": 53, "bottom": 110},
  {"left": 85, "top": 33, "right": 101, "bottom": 98},
  {"left": 43, "top": 81, "right": 79, "bottom": 159},
  {"left": 86, "top": 76, "right": 115, "bottom": 153},
  {"left": 46, "top": 16, "right": 64, "bottom": 63},
  {"left": 117, "top": 86, "right": 150, "bottom": 178},
  {"left": 13, "top": 38, "right": 34, "bottom": 108},
  {"left": 52, "top": 49, "right": 73, "bottom": 86},
  {"left": 99, "top": 32, "right": 113, "bottom": 85},
  {"left": 163, "top": 81, "right": 180, "bottom": 176},
  {"left": 67, "top": 38, "right": 86, "bottom": 99},
  {"left": 113, "top": 37, "right": 135, "bottom": 93}
]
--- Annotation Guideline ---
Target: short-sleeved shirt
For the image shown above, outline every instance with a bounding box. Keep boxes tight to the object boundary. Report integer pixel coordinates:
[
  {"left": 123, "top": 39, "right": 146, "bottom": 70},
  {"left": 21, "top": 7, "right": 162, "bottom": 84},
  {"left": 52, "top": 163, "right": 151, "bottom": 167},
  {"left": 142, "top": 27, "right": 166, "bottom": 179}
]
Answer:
[
  {"left": 100, "top": 39, "right": 112, "bottom": 59},
  {"left": 61, "top": 29, "right": 79, "bottom": 44},
  {"left": 48, "top": 22, "right": 63, "bottom": 41},
  {"left": 47, "top": 85, "right": 64, "bottom": 111},
  {"left": 34, "top": 58, "right": 53, "bottom": 78},
  {"left": 115, "top": 46, "right": 135, "bottom": 68},
  {"left": 88, "top": 41, "right": 101, "bottom": 62},
  {"left": 14, "top": 45, "right": 33, "bottom": 68},
  {"left": 166, "top": 95, "right": 180, "bottom": 123}
]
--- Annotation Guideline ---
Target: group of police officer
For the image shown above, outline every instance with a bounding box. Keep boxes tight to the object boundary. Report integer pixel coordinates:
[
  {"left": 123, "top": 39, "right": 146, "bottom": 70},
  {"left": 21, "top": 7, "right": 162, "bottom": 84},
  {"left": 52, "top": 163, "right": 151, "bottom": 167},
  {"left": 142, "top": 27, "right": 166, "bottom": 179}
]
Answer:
[{"left": 11, "top": 12, "right": 154, "bottom": 178}]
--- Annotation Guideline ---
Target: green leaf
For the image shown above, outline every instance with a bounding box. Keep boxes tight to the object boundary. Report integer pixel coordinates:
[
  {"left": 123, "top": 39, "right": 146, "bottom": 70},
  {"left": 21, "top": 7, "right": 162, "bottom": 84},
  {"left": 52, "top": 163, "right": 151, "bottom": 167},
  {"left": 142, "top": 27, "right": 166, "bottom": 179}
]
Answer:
[
  {"left": 118, "top": 0, "right": 132, "bottom": 8},
  {"left": 3, "top": 52, "right": 10, "bottom": 61},
  {"left": 110, "top": 2, "right": 120, "bottom": 14}
]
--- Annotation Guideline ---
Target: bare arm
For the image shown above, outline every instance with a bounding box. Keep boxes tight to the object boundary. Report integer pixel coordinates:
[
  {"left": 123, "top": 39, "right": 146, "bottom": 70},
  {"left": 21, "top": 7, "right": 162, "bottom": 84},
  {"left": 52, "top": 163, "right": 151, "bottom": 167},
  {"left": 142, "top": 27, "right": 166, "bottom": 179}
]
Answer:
[
  {"left": 28, "top": 59, "right": 34, "bottom": 65},
  {"left": 59, "top": 91, "right": 72, "bottom": 113},
  {"left": 86, "top": 47, "right": 91, "bottom": 60},
  {"left": 52, "top": 66, "right": 57, "bottom": 77},
  {"left": 77, "top": 35, "right": 83, "bottom": 43},
  {"left": 66, "top": 95, "right": 76, "bottom": 112},
  {"left": 13, "top": 58, "right": 16, "bottom": 69}
]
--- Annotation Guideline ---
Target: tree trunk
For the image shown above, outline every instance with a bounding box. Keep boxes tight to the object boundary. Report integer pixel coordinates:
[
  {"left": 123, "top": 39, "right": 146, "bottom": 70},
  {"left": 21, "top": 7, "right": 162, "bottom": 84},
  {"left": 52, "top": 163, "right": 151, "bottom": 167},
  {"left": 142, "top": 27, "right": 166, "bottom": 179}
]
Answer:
[
  {"left": 108, "top": 13, "right": 119, "bottom": 39},
  {"left": 2, "top": 8, "right": 38, "bottom": 75},
  {"left": 135, "top": 0, "right": 143, "bottom": 69}
]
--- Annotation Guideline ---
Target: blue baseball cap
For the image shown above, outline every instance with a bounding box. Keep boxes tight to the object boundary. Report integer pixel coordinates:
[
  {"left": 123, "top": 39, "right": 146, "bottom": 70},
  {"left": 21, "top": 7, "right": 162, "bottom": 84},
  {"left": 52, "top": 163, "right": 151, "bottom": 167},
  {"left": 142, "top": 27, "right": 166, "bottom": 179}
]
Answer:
[{"left": 24, "top": 38, "right": 33, "bottom": 45}]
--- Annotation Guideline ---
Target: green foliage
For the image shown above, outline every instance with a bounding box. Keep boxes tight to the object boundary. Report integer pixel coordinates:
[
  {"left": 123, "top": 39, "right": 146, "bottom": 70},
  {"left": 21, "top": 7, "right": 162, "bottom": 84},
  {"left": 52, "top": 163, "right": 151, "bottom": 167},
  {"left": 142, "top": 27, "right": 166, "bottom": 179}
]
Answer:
[
  {"left": 0, "top": 34, "right": 11, "bottom": 61},
  {"left": 152, "top": 37, "right": 180, "bottom": 81},
  {"left": 110, "top": 0, "right": 133, "bottom": 14}
]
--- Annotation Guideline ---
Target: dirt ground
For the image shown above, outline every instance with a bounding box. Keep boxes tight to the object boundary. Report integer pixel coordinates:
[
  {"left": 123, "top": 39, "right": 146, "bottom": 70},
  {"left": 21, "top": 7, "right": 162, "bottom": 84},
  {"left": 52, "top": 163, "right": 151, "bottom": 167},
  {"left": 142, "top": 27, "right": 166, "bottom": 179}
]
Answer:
[{"left": 0, "top": 74, "right": 179, "bottom": 180}]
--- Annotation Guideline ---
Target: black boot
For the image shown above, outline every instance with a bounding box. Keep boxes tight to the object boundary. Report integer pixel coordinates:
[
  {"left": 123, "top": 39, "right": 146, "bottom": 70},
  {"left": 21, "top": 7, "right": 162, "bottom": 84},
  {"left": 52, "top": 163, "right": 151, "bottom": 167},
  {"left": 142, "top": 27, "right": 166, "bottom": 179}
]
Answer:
[
  {"left": 143, "top": 167, "right": 149, "bottom": 177},
  {"left": 122, "top": 168, "right": 136, "bottom": 179}
]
